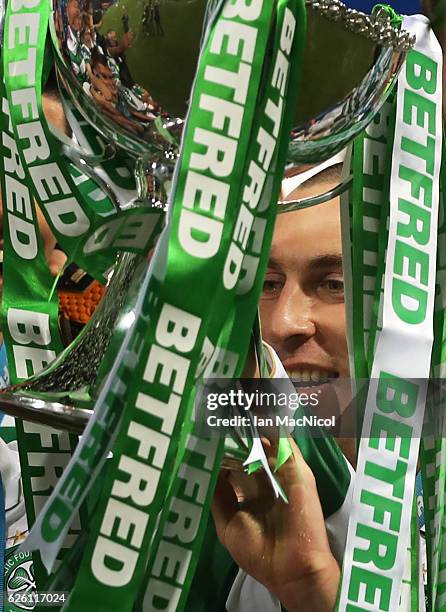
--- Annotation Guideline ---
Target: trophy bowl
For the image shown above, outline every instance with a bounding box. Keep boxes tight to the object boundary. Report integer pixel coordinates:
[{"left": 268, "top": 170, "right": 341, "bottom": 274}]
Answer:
[{"left": 51, "top": 0, "right": 413, "bottom": 187}]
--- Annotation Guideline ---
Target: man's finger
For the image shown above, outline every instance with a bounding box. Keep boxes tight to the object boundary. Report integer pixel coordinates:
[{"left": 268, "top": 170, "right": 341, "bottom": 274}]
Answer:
[
  {"left": 211, "top": 470, "right": 239, "bottom": 545},
  {"left": 273, "top": 438, "right": 327, "bottom": 539},
  {"left": 266, "top": 436, "right": 309, "bottom": 488}
]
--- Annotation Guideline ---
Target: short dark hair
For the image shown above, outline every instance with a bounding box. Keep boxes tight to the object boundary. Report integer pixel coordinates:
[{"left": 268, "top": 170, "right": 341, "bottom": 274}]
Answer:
[
  {"left": 281, "top": 163, "right": 343, "bottom": 203},
  {"left": 93, "top": 9, "right": 102, "bottom": 25}
]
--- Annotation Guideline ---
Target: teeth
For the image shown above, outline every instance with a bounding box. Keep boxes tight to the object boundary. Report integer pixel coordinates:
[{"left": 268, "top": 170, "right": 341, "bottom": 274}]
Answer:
[
  {"left": 288, "top": 369, "right": 331, "bottom": 383},
  {"left": 312, "top": 370, "right": 330, "bottom": 383}
]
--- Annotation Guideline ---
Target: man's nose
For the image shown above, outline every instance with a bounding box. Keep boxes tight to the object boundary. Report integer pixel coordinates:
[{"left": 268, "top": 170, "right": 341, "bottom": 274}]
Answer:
[{"left": 268, "top": 284, "right": 316, "bottom": 346}]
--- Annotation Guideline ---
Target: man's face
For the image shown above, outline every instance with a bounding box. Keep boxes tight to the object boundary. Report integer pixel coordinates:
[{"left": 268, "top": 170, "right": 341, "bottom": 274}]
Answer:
[
  {"left": 67, "top": 0, "right": 81, "bottom": 32},
  {"left": 107, "top": 31, "right": 118, "bottom": 45},
  {"left": 260, "top": 183, "right": 349, "bottom": 382},
  {"left": 94, "top": 62, "right": 114, "bottom": 81}
]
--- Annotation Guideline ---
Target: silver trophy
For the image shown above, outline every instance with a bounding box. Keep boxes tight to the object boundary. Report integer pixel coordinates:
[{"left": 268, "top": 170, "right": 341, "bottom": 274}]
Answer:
[
  {"left": 51, "top": 0, "right": 412, "bottom": 204},
  {"left": 0, "top": 0, "right": 414, "bottom": 432}
]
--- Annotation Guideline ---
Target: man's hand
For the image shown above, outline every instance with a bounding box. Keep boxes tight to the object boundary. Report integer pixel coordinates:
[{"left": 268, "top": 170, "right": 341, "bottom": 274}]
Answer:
[{"left": 212, "top": 438, "right": 340, "bottom": 612}]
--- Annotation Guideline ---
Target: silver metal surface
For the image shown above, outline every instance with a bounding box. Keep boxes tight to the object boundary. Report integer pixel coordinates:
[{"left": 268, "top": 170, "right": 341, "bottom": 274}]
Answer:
[
  {"left": 0, "top": 393, "right": 90, "bottom": 434},
  {"left": 19, "top": 252, "right": 142, "bottom": 399},
  {"left": 278, "top": 175, "right": 353, "bottom": 212},
  {"left": 50, "top": 0, "right": 412, "bottom": 188},
  {"left": 305, "top": 0, "right": 415, "bottom": 51},
  {"left": 288, "top": 44, "right": 404, "bottom": 164},
  {"left": 2, "top": 252, "right": 146, "bottom": 434}
]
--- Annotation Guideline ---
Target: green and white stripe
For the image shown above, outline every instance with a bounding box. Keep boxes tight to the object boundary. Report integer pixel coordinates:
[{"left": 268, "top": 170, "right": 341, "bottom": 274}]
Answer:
[{"left": 338, "top": 15, "right": 443, "bottom": 611}]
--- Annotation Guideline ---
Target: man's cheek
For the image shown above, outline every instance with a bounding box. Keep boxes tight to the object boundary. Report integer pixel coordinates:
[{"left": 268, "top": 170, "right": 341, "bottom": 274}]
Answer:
[
  {"left": 331, "top": 303, "right": 347, "bottom": 341},
  {"left": 259, "top": 300, "right": 275, "bottom": 341},
  {"left": 328, "top": 303, "right": 349, "bottom": 374}
]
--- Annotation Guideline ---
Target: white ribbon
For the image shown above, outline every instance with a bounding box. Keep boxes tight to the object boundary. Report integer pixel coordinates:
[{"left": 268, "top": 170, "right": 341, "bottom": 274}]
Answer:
[{"left": 338, "top": 15, "right": 443, "bottom": 612}]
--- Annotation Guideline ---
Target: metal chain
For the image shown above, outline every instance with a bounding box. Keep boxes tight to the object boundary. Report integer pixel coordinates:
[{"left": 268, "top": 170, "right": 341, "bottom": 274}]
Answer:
[{"left": 306, "top": 0, "right": 416, "bottom": 51}]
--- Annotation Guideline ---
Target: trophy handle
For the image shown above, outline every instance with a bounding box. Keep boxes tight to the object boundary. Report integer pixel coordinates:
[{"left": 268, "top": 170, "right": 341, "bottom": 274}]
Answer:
[
  {"left": 0, "top": 393, "right": 90, "bottom": 434},
  {"left": 55, "top": 70, "right": 172, "bottom": 210},
  {"left": 47, "top": 118, "right": 117, "bottom": 168}
]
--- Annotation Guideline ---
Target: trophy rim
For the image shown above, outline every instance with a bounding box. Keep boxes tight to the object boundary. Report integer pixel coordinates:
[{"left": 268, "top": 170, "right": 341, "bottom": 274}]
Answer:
[{"left": 287, "top": 45, "right": 405, "bottom": 164}]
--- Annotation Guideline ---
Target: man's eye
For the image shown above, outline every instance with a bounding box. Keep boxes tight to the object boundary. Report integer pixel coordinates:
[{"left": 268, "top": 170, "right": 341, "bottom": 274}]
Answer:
[
  {"left": 262, "top": 276, "right": 284, "bottom": 297},
  {"left": 319, "top": 277, "right": 344, "bottom": 295}
]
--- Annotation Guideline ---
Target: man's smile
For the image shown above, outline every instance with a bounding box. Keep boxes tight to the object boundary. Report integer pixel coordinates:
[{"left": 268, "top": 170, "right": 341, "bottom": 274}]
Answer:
[{"left": 284, "top": 365, "right": 339, "bottom": 384}]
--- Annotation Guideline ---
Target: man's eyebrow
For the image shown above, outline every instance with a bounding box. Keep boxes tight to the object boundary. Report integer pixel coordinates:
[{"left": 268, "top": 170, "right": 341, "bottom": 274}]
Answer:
[
  {"left": 266, "top": 257, "right": 281, "bottom": 270},
  {"left": 307, "top": 254, "right": 343, "bottom": 270}
]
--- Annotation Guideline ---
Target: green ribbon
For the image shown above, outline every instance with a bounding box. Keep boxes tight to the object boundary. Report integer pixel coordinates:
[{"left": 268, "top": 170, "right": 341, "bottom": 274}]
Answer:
[
  {"left": 61, "top": 1, "right": 305, "bottom": 610},
  {"left": 338, "top": 15, "right": 443, "bottom": 610},
  {"left": 137, "top": 2, "right": 306, "bottom": 608},
  {"left": 0, "top": 6, "right": 81, "bottom": 595},
  {"left": 372, "top": 4, "right": 403, "bottom": 29},
  {"left": 420, "top": 150, "right": 446, "bottom": 612},
  {"left": 3, "top": 0, "right": 118, "bottom": 283}
]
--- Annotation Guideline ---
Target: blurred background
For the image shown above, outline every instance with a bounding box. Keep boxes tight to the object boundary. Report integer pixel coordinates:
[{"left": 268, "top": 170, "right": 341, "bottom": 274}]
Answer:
[{"left": 347, "top": 1, "right": 422, "bottom": 13}]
